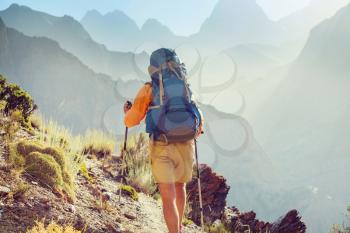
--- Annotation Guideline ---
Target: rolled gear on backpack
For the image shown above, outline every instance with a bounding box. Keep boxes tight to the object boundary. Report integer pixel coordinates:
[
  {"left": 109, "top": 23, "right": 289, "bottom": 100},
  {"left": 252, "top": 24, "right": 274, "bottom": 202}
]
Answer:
[{"left": 146, "top": 48, "right": 202, "bottom": 143}]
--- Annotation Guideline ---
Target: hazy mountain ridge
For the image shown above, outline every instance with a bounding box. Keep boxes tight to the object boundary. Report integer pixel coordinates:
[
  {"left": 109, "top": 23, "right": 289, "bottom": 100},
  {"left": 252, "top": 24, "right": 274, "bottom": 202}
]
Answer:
[
  {"left": 0, "top": 17, "right": 123, "bottom": 133},
  {"left": 81, "top": 10, "right": 185, "bottom": 52},
  {"left": 294, "top": 2, "right": 350, "bottom": 74},
  {"left": 250, "top": 3, "right": 350, "bottom": 232},
  {"left": 279, "top": 0, "right": 350, "bottom": 42},
  {"left": 0, "top": 3, "right": 146, "bottom": 80},
  {"left": 80, "top": 9, "right": 140, "bottom": 52},
  {"left": 189, "top": 0, "right": 287, "bottom": 54}
]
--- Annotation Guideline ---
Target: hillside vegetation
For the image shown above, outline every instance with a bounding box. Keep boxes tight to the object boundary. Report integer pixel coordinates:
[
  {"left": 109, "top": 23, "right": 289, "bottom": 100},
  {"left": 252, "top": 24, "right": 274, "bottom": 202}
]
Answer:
[{"left": 0, "top": 74, "right": 202, "bottom": 233}]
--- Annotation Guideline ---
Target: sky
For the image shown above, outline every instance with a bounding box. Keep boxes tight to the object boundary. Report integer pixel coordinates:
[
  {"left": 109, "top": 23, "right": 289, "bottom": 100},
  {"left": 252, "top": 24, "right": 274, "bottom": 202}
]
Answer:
[{"left": 0, "top": 0, "right": 312, "bottom": 35}]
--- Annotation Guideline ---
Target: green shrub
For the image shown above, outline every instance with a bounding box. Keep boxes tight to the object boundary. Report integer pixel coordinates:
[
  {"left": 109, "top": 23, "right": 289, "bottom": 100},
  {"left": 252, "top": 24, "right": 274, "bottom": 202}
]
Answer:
[
  {"left": 41, "top": 147, "right": 66, "bottom": 170},
  {"left": 120, "top": 185, "right": 139, "bottom": 201},
  {"left": 0, "top": 75, "right": 37, "bottom": 127},
  {"left": 9, "top": 140, "right": 75, "bottom": 201},
  {"left": 35, "top": 118, "right": 84, "bottom": 177},
  {"left": 182, "top": 218, "right": 194, "bottom": 226},
  {"left": 16, "top": 140, "right": 44, "bottom": 159},
  {"left": 79, "top": 162, "right": 93, "bottom": 183},
  {"left": 26, "top": 151, "right": 64, "bottom": 188},
  {"left": 8, "top": 141, "right": 26, "bottom": 167}
]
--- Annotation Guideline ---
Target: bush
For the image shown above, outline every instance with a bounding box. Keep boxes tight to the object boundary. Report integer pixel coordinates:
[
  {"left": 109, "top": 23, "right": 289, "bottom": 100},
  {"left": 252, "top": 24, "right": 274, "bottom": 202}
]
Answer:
[
  {"left": 9, "top": 140, "right": 75, "bottom": 201},
  {"left": 35, "top": 118, "right": 84, "bottom": 180},
  {"left": 0, "top": 75, "right": 37, "bottom": 127},
  {"left": 26, "top": 221, "right": 81, "bottom": 233},
  {"left": 79, "top": 162, "right": 93, "bottom": 183},
  {"left": 0, "top": 110, "right": 22, "bottom": 141},
  {"left": 26, "top": 151, "right": 64, "bottom": 188}
]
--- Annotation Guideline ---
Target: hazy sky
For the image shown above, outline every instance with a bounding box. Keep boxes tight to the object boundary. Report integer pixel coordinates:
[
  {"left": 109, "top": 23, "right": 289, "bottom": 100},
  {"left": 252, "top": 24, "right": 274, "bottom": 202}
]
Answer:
[{"left": 0, "top": 0, "right": 311, "bottom": 35}]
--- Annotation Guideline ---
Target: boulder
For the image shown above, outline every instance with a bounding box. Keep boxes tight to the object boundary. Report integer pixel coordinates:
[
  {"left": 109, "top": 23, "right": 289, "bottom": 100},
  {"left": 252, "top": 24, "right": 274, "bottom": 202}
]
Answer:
[
  {"left": 224, "top": 207, "right": 306, "bottom": 233},
  {"left": 186, "top": 164, "right": 230, "bottom": 225},
  {"left": 270, "top": 209, "right": 307, "bottom": 233}
]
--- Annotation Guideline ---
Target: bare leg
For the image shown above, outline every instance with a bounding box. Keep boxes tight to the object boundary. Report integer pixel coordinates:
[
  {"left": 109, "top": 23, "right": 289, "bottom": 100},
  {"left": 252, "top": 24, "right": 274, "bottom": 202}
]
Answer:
[
  {"left": 159, "top": 183, "right": 179, "bottom": 233},
  {"left": 175, "top": 182, "right": 186, "bottom": 230}
]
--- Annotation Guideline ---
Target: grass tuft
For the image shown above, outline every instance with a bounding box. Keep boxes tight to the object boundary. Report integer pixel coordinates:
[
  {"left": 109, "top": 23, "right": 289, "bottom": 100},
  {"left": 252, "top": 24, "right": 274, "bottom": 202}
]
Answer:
[
  {"left": 26, "top": 151, "right": 64, "bottom": 187},
  {"left": 120, "top": 185, "right": 139, "bottom": 201},
  {"left": 82, "top": 129, "right": 115, "bottom": 159},
  {"left": 124, "top": 133, "right": 157, "bottom": 195},
  {"left": 26, "top": 221, "right": 81, "bottom": 233},
  {"left": 9, "top": 140, "right": 75, "bottom": 201}
]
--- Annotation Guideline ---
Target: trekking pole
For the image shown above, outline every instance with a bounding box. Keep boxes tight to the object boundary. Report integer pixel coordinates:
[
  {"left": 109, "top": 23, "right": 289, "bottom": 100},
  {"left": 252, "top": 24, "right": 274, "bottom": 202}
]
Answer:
[
  {"left": 119, "top": 101, "right": 132, "bottom": 202},
  {"left": 118, "top": 126, "right": 129, "bottom": 202},
  {"left": 194, "top": 138, "right": 205, "bottom": 231}
]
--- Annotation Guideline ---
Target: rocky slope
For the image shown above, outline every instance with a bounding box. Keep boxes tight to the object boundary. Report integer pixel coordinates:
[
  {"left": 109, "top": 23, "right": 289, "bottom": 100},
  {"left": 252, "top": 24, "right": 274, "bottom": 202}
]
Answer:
[
  {"left": 186, "top": 164, "right": 306, "bottom": 233},
  {"left": 0, "top": 126, "right": 201, "bottom": 233}
]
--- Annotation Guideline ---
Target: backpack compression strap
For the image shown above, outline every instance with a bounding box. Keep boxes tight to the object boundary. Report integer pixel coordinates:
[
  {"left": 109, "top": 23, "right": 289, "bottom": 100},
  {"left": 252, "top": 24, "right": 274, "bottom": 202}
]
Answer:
[{"left": 148, "top": 61, "right": 190, "bottom": 110}]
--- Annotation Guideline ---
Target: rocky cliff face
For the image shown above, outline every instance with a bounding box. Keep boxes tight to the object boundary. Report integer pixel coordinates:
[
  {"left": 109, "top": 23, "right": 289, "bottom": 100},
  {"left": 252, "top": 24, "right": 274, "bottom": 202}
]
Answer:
[
  {"left": 187, "top": 164, "right": 307, "bottom": 232},
  {"left": 187, "top": 164, "right": 230, "bottom": 225},
  {"left": 224, "top": 207, "right": 306, "bottom": 233}
]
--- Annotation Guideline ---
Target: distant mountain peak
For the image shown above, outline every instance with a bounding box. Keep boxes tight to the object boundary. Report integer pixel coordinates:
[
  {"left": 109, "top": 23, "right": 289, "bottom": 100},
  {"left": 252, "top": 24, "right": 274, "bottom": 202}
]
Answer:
[
  {"left": 107, "top": 9, "right": 129, "bottom": 17},
  {"left": 194, "top": 0, "right": 284, "bottom": 50},
  {"left": 141, "top": 18, "right": 175, "bottom": 38},
  {"left": 142, "top": 18, "right": 170, "bottom": 31},
  {"left": 8, "top": 3, "right": 20, "bottom": 9},
  {"left": 7, "top": 3, "right": 31, "bottom": 12},
  {"left": 84, "top": 9, "right": 102, "bottom": 17}
]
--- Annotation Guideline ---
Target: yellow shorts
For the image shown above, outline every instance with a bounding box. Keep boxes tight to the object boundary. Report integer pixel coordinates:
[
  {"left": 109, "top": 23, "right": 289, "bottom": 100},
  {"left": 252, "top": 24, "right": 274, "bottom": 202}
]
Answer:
[{"left": 149, "top": 139, "right": 195, "bottom": 184}]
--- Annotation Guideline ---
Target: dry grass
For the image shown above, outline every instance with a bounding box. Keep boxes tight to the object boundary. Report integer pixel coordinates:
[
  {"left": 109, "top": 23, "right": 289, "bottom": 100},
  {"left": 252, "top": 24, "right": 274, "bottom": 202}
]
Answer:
[
  {"left": 206, "top": 222, "right": 230, "bottom": 233},
  {"left": 34, "top": 116, "right": 84, "bottom": 180},
  {"left": 124, "top": 133, "right": 157, "bottom": 195},
  {"left": 26, "top": 221, "right": 81, "bottom": 233},
  {"left": 82, "top": 129, "right": 115, "bottom": 159}
]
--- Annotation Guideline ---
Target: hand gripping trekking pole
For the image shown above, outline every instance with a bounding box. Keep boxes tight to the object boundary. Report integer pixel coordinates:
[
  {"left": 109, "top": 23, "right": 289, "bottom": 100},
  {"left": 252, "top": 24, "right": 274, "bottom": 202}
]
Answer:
[
  {"left": 194, "top": 139, "right": 204, "bottom": 231},
  {"left": 118, "top": 126, "right": 128, "bottom": 202}
]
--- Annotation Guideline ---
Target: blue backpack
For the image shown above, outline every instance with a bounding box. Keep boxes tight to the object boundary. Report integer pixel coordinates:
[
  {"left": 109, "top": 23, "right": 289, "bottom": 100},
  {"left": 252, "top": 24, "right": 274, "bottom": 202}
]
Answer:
[{"left": 145, "top": 48, "right": 202, "bottom": 143}]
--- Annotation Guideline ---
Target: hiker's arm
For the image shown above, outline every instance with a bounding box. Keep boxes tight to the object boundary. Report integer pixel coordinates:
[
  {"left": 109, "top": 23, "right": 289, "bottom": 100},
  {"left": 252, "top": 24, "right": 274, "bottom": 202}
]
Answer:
[{"left": 124, "top": 84, "right": 152, "bottom": 128}]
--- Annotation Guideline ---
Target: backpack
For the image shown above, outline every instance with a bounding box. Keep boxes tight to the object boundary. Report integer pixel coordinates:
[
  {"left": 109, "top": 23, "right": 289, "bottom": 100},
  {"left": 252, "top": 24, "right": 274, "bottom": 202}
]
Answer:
[{"left": 145, "top": 48, "right": 201, "bottom": 143}]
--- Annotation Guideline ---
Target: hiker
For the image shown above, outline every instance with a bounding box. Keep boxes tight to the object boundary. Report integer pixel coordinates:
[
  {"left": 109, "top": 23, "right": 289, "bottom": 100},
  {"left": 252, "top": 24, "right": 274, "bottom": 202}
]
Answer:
[{"left": 123, "top": 48, "right": 203, "bottom": 233}]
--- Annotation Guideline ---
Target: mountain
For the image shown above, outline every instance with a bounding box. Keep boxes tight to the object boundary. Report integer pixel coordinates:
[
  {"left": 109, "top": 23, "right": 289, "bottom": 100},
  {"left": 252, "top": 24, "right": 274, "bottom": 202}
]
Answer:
[
  {"left": 0, "top": 4, "right": 146, "bottom": 80},
  {"left": 224, "top": 44, "right": 292, "bottom": 80},
  {"left": 140, "top": 18, "right": 185, "bottom": 47},
  {"left": 279, "top": 0, "right": 350, "bottom": 42},
  {"left": 0, "top": 17, "right": 128, "bottom": 133},
  {"left": 250, "top": 3, "right": 350, "bottom": 232},
  {"left": 190, "top": 0, "right": 286, "bottom": 54},
  {"left": 80, "top": 9, "right": 140, "bottom": 52},
  {"left": 81, "top": 10, "right": 185, "bottom": 53}
]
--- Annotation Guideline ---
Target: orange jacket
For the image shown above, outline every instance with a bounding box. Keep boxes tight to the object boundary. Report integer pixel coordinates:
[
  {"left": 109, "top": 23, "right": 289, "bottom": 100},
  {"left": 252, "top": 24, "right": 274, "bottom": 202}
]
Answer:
[{"left": 124, "top": 83, "right": 203, "bottom": 135}]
